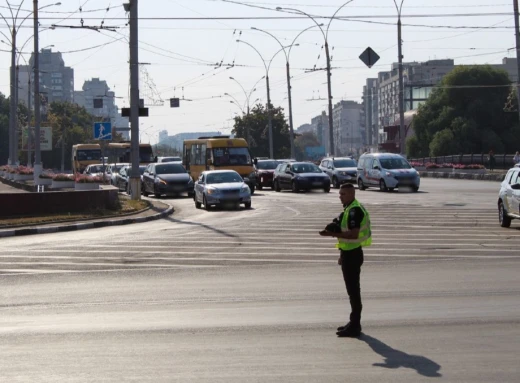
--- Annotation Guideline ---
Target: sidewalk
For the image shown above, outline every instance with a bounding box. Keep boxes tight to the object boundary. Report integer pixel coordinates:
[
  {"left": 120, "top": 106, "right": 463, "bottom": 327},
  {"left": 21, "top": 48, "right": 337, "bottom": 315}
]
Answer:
[{"left": 0, "top": 181, "right": 28, "bottom": 193}]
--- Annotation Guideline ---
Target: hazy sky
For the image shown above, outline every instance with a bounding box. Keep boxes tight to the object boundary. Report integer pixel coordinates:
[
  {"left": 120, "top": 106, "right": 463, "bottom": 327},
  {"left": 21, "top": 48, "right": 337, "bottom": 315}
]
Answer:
[{"left": 0, "top": 0, "right": 515, "bottom": 144}]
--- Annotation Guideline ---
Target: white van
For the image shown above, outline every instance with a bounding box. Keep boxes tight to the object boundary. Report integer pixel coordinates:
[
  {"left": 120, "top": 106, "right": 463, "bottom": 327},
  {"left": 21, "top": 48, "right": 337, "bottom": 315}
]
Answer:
[{"left": 357, "top": 153, "right": 420, "bottom": 192}]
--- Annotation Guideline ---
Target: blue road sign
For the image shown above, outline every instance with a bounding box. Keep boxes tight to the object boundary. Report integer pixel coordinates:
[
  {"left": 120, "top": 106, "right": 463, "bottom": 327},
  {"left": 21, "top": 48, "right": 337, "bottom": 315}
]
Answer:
[{"left": 94, "top": 122, "right": 112, "bottom": 140}]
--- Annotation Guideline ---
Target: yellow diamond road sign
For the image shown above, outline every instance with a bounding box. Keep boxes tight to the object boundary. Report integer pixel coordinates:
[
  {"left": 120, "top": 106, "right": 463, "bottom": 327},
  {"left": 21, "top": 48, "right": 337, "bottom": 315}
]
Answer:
[{"left": 359, "top": 47, "right": 380, "bottom": 69}]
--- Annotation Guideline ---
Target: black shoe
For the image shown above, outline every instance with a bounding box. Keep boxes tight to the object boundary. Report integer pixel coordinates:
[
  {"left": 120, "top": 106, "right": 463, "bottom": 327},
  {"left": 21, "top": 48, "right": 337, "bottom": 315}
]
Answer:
[
  {"left": 336, "top": 325, "right": 361, "bottom": 338},
  {"left": 337, "top": 323, "right": 351, "bottom": 332}
]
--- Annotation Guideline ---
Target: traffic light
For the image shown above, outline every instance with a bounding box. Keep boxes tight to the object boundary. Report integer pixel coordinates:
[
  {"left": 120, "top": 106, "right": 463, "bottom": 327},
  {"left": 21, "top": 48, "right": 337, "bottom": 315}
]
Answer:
[{"left": 170, "top": 98, "right": 180, "bottom": 108}]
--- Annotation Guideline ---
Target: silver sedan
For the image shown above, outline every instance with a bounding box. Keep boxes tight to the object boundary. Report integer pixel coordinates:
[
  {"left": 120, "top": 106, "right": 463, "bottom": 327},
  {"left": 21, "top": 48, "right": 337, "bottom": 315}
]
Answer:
[{"left": 194, "top": 170, "right": 252, "bottom": 210}]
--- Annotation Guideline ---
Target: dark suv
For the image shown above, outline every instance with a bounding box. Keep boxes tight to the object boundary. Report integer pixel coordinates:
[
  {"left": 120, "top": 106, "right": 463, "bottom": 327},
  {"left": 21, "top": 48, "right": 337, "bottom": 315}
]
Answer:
[
  {"left": 254, "top": 159, "right": 281, "bottom": 190},
  {"left": 319, "top": 157, "right": 358, "bottom": 188}
]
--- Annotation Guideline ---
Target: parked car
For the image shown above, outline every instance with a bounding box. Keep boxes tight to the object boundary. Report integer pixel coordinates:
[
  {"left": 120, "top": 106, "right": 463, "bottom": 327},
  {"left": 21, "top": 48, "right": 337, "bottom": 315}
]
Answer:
[
  {"left": 83, "top": 164, "right": 110, "bottom": 181},
  {"left": 194, "top": 170, "right": 252, "bottom": 210},
  {"left": 254, "top": 159, "right": 281, "bottom": 190},
  {"left": 357, "top": 153, "right": 420, "bottom": 192},
  {"left": 116, "top": 165, "right": 147, "bottom": 194},
  {"left": 319, "top": 157, "right": 358, "bottom": 188},
  {"left": 273, "top": 161, "right": 331, "bottom": 193},
  {"left": 142, "top": 162, "right": 194, "bottom": 198},
  {"left": 106, "top": 163, "right": 129, "bottom": 185},
  {"left": 498, "top": 167, "right": 520, "bottom": 227},
  {"left": 156, "top": 156, "right": 182, "bottom": 163}
]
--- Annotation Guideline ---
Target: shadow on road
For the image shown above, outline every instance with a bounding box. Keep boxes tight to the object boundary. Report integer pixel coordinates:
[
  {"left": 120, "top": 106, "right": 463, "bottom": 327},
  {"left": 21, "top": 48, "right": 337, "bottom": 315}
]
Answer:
[
  {"left": 358, "top": 334, "right": 442, "bottom": 378},
  {"left": 164, "top": 216, "right": 238, "bottom": 238}
]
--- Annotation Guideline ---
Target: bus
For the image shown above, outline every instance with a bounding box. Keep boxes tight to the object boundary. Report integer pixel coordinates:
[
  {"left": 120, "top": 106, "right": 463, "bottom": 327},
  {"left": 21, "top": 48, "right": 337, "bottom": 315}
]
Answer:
[
  {"left": 183, "top": 136, "right": 256, "bottom": 193},
  {"left": 107, "top": 142, "right": 155, "bottom": 164},
  {"left": 72, "top": 144, "right": 102, "bottom": 174}
]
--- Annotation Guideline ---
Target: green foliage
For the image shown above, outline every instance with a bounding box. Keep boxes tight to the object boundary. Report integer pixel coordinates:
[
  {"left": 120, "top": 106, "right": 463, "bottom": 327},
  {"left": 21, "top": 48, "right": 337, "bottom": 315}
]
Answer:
[
  {"left": 232, "top": 104, "right": 291, "bottom": 159},
  {"left": 0, "top": 92, "right": 29, "bottom": 164},
  {"left": 412, "top": 65, "right": 519, "bottom": 156}
]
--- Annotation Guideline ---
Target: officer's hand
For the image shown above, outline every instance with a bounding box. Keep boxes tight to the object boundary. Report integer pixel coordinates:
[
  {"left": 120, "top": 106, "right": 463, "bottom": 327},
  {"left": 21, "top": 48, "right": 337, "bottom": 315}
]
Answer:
[
  {"left": 319, "top": 230, "right": 329, "bottom": 236},
  {"left": 338, "top": 257, "right": 342, "bottom": 266}
]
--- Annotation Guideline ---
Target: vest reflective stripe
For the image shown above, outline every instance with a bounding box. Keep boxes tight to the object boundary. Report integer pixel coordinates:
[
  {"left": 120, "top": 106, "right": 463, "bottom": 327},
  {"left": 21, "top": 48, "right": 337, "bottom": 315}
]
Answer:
[{"left": 336, "top": 200, "right": 372, "bottom": 251}]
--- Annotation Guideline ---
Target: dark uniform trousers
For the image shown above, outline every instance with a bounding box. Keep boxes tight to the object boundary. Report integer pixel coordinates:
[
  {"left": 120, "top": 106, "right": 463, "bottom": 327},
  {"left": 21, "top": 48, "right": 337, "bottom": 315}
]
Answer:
[{"left": 340, "top": 246, "right": 364, "bottom": 326}]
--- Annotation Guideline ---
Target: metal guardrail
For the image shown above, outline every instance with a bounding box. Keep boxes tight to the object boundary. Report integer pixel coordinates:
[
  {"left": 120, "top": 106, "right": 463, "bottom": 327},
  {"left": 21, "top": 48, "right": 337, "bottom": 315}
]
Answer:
[{"left": 408, "top": 154, "right": 517, "bottom": 170}]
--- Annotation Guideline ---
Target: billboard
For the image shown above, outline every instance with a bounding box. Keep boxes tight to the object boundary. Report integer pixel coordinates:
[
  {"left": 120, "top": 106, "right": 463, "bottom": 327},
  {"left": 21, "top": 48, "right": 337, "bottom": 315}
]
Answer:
[
  {"left": 305, "top": 146, "right": 326, "bottom": 160},
  {"left": 21, "top": 127, "right": 53, "bottom": 151}
]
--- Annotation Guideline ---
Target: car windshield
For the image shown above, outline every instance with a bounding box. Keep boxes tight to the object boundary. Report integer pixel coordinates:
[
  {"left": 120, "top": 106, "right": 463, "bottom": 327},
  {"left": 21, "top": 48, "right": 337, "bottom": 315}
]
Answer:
[
  {"left": 333, "top": 159, "right": 357, "bottom": 168},
  {"left": 291, "top": 163, "right": 322, "bottom": 174},
  {"left": 155, "top": 164, "right": 186, "bottom": 174},
  {"left": 380, "top": 158, "right": 412, "bottom": 170},
  {"left": 161, "top": 157, "right": 181, "bottom": 162},
  {"left": 213, "top": 147, "right": 252, "bottom": 166},
  {"left": 77, "top": 149, "right": 101, "bottom": 161},
  {"left": 88, "top": 165, "right": 105, "bottom": 173},
  {"left": 206, "top": 172, "right": 243, "bottom": 184},
  {"left": 256, "top": 160, "right": 280, "bottom": 170}
]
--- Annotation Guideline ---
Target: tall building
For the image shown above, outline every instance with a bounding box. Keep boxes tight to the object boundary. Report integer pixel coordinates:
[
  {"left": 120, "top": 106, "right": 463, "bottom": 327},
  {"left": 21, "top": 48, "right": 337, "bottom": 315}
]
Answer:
[
  {"left": 74, "top": 78, "right": 129, "bottom": 140},
  {"left": 332, "top": 101, "right": 363, "bottom": 157},
  {"left": 18, "top": 48, "right": 74, "bottom": 108},
  {"left": 310, "top": 111, "right": 329, "bottom": 154}
]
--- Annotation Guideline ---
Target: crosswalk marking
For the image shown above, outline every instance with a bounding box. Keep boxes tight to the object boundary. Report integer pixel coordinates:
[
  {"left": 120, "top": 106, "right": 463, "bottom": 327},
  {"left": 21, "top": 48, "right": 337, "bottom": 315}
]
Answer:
[{"left": 0, "top": 203, "right": 518, "bottom": 275}]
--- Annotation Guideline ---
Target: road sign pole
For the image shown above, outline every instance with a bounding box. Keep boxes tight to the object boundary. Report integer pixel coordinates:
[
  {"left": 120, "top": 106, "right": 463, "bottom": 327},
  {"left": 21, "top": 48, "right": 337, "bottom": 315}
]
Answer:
[{"left": 129, "top": 0, "right": 141, "bottom": 200}]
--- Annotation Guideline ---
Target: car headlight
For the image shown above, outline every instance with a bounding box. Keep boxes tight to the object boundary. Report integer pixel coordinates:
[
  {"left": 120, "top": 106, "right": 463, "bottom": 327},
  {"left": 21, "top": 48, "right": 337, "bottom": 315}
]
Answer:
[
  {"left": 338, "top": 171, "right": 347, "bottom": 176},
  {"left": 385, "top": 171, "right": 394, "bottom": 177},
  {"left": 206, "top": 187, "right": 218, "bottom": 195},
  {"left": 241, "top": 185, "right": 250, "bottom": 193}
]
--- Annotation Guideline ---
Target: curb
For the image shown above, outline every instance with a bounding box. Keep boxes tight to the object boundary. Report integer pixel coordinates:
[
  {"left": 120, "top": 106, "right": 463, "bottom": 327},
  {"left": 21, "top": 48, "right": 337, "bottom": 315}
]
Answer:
[
  {"left": 0, "top": 204, "right": 174, "bottom": 238},
  {"left": 418, "top": 171, "right": 505, "bottom": 182},
  {"left": 0, "top": 176, "right": 37, "bottom": 192}
]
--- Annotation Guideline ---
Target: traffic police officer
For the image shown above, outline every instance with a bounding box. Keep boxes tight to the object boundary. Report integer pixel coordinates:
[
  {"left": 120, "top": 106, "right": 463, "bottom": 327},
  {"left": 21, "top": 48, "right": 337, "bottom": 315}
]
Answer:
[{"left": 319, "top": 183, "right": 372, "bottom": 337}]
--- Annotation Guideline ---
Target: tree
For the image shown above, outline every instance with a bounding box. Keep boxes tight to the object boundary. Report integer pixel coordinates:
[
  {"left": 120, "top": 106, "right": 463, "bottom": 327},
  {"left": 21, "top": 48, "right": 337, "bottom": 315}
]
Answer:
[
  {"left": 412, "top": 65, "right": 519, "bottom": 156},
  {"left": 0, "top": 92, "right": 29, "bottom": 165},
  {"left": 232, "top": 104, "right": 291, "bottom": 159}
]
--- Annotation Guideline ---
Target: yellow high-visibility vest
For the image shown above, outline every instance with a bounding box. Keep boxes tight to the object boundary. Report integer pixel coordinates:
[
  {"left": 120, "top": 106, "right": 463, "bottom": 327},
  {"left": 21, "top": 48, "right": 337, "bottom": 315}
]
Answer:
[{"left": 336, "top": 199, "right": 372, "bottom": 251}]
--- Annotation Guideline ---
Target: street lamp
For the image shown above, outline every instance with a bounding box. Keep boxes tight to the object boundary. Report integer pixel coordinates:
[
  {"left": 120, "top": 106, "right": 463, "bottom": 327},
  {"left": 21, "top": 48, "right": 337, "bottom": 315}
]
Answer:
[
  {"left": 251, "top": 25, "right": 318, "bottom": 159},
  {"left": 393, "top": 0, "right": 406, "bottom": 155},
  {"left": 277, "top": 1, "right": 355, "bottom": 157},
  {"left": 237, "top": 39, "right": 290, "bottom": 159}
]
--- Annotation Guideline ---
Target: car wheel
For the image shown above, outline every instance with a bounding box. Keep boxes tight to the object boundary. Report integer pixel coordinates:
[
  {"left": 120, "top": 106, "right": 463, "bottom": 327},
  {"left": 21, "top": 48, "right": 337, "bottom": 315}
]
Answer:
[
  {"left": 154, "top": 187, "right": 162, "bottom": 198},
  {"left": 142, "top": 184, "right": 149, "bottom": 197},
  {"left": 195, "top": 198, "right": 202, "bottom": 209},
  {"left": 324, "top": 186, "right": 330, "bottom": 193},
  {"left": 244, "top": 201, "right": 252, "bottom": 209},
  {"left": 274, "top": 180, "right": 281, "bottom": 192},
  {"left": 333, "top": 176, "right": 340, "bottom": 189},
  {"left": 291, "top": 181, "right": 299, "bottom": 193},
  {"left": 358, "top": 179, "right": 366, "bottom": 190},
  {"left": 388, "top": 187, "right": 395, "bottom": 192},
  {"left": 412, "top": 186, "right": 419, "bottom": 192},
  {"left": 379, "top": 179, "right": 388, "bottom": 192},
  {"left": 257, "top": 184, "right": 263, "bottom": 190},
  {"left": 499, "top": 201, "right": 512, "bottom": 228},
  {"left": 249, "top": 184, "right": 255, "bottom": 195},
  {"left": 203, "top": 195, "right": 211, "bottom": 210}
]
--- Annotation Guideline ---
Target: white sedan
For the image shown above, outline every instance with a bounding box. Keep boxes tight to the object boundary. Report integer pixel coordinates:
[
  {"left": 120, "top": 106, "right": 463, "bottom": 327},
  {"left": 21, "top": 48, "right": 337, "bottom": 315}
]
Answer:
[
  {"left": 498, "top": 167, "right": 520, "bottom": 227},
  {"left": 194, "top": 170, "right": 252, "bottom": 210}
]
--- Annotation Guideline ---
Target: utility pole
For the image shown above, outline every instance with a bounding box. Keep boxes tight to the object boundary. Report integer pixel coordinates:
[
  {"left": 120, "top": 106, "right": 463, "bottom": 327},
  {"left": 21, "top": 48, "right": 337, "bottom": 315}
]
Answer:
[
  {"left": 266, "top": 75, "right": 273, "bottom": 159},
  {"left": 27, "top": 75, "right": 32, "bottom": 167},
  {"left": 513, "top": 0, "right": 520, "bottom": 122},
  {"left": 33, "top": 0, "right": 42, "bottom": 182},
  {"left": 325, "top": 42, "right": 335, "bottom": 157},
  {"left": 9, "top": 26, "right": 16, "bottom": 165},
  {"left": 129, "top": 0, "right": 141, "bottom": 200},
  {"left": 14, "top": 64, "right": 19, "bottom": 164},
  {"left": 397, "top": 16, "right": 406, "bottom": 155}
]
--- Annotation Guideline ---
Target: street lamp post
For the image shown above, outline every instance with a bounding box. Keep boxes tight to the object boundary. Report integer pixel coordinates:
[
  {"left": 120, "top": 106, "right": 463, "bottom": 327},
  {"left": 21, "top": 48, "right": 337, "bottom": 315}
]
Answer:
[
  {"left": 227, "top": 75, "right": 264, "bottom": 144},
  {"left": 251, "top": 25, "right": 318, "bottom": 159},
  {"left": 394, "top": 0, "right": 406, "bottom": 155},
  {"left": 237, "top": 40, "right": 290, "bottom": 158},
  {"left": 277, "top": 1, "right": 355, "bottom": 157}
]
